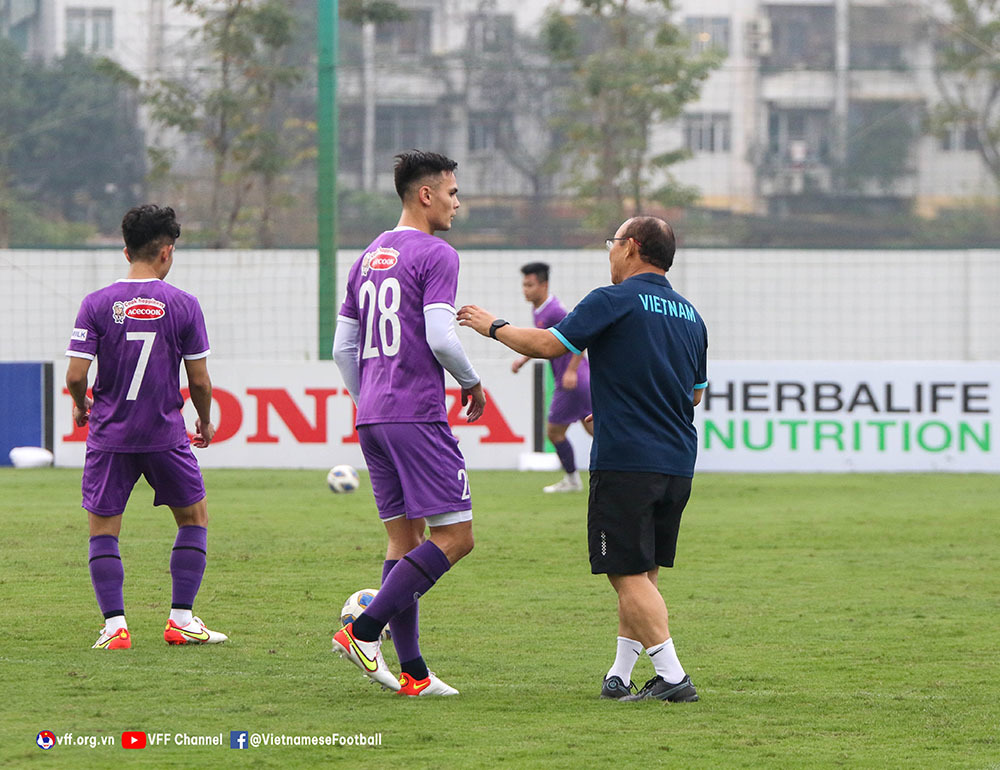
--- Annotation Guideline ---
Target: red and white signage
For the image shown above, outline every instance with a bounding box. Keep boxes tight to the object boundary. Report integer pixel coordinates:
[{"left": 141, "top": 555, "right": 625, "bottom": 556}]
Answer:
[{"left": 54, "top": 361, "right": 530, "bottom": 469}]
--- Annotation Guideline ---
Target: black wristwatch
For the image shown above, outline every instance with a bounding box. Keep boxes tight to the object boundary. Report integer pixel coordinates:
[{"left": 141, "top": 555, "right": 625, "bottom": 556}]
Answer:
[{"left": 489, "top": 319, "right": 510, "bottom": 339}]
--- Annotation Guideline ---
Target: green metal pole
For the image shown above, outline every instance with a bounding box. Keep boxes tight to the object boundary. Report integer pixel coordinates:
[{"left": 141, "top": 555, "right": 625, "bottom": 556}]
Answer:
[{"left": 317, "top": 0, "right": 338, "bottom": 360}]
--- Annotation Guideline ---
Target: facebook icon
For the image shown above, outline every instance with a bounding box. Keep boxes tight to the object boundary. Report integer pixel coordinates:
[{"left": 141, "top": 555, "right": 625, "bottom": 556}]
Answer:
[{"left": 230, "top": 731, "right": 248, "bottom": 749}]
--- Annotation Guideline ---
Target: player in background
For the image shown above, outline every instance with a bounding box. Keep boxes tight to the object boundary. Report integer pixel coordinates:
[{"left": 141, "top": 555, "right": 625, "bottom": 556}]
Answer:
[
  {"left": 333, "top": 150, "right": 485, "bottom": 696},
  {"left": 66, "top": 205, "right": 227, "bottom": 650},
  {"left": 511, "top": 262, "right": 593, "bottom": 492},
  {"left": 459, "top": 216, "right": 706, "bottom": 703}
]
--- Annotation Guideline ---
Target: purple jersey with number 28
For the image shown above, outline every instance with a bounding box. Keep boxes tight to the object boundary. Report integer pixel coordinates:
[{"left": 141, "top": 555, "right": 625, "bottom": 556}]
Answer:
[
  {"left": 65, "top": 278, "right": 210, "bottom": 452},
  {"left": 339, "top": 227, "right": 460, "bottom": 426}
]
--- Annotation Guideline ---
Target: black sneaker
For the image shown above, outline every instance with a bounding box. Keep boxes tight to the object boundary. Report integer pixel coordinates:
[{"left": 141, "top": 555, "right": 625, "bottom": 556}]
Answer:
[
  {"left": 620, "top": 675, "right": 698, "bottom": 703},
  {"left": 600, "top": 675, "right": 637, "bottom": 699}
]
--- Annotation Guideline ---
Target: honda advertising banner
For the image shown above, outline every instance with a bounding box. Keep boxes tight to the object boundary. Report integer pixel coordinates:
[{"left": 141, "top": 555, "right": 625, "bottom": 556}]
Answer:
[
  {"left": 53, "top": 360, "right": 997, "bottom": 472},
  {"left": 54, "top": 361, "right": 530, "bottom": 470}
]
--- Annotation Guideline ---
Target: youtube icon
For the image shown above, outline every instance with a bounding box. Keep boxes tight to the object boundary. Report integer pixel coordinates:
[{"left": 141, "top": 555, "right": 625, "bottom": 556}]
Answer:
[{"left": 122, "top": 731, "right": 147, "bottom": 749}]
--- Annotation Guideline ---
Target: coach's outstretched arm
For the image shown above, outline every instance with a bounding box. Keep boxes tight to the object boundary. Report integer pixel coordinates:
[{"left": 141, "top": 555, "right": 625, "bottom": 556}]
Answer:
[{"left": 457, "top": 304, "right": 568, "bottom": 359}]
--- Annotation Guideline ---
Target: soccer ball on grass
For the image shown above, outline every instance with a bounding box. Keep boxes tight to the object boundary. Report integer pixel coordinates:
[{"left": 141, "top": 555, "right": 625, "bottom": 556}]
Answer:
[
  {"left": 340, "top": 588, "right": 390, "bottom": 641},
  {"left": 327, "top": 464, "right": 359, "bottom": 493}
]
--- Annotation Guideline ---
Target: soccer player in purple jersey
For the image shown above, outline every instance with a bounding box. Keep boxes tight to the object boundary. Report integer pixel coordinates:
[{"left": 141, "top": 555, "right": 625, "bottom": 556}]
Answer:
[
  {"left": 332, "top": 151, "right": 485, "bottom": 697},
  {"left": 511, "top": 262, "right": 594, "bottom": 492},
  {"left": 65, "top": 205, "right": 227, "bottom": 650}
]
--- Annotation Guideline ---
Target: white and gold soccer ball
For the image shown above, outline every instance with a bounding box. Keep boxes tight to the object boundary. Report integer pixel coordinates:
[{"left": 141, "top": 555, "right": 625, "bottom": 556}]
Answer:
[{"left": 327, "top": 464, "right": 359, "bottom": 493}]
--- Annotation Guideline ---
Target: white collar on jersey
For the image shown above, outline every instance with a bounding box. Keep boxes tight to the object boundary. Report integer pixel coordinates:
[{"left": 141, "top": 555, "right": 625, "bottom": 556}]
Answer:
[
  {"left": 535, "top": 295, "right": 555, "bottom": 313},
  {"left": 390, "top": 225, "right": 421, "bottom": 232},
  {"left": 115, "top": 278, "right": 161, "bottom": 283}
]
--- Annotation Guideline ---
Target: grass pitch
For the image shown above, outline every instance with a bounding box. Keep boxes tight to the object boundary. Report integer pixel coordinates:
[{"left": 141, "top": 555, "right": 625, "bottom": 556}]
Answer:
[{"left": 1, "top": 468, "right": 998, "bottom": 768}]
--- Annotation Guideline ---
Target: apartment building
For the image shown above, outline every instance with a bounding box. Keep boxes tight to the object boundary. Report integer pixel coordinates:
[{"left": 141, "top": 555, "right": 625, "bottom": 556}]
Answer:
[
  {"left": 336, "top": 0, "right": 996, "bottom": 217},
  {"left": 675, "top": 0, "right": 994, "bottom": 217},
  {"left": 0, "top": 0, "right": 201, "bottom": 80},
  {"left": 4, "top": 0, "right": 995, "bottom": 217}
]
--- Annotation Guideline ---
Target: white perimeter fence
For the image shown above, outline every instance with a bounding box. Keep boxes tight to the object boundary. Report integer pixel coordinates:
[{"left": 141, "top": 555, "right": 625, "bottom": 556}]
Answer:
[{"left": 2, "top": 248, "right": 998, "bottom": 363}]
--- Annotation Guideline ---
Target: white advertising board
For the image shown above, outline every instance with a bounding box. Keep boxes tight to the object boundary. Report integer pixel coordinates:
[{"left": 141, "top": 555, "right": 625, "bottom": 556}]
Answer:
[
  {"left": 54, "top": 361, "right": 532, "bottom": 470},
  {"left": 53, "top": 360, "right": 998, "bottom": 472},
  {"left": 695, "top": 362, "right": 998, "bottom": 472}
]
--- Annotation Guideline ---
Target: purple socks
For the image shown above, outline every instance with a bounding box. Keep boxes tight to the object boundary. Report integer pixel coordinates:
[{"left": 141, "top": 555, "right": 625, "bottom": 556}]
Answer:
[
  {"left": 353, "top": 540, "right": 451, "bottom": 642},
  {"left": 89, "top": 527, "right": 207, "bottom": 620},
  {"left": 553, "top": 439, "right": 576, "bottom": 474},
  {"left": 89, "top": 534, "right": 124, "bottom": 619},
  {"left": 382, "top": 559, "right": 421, "bottom": 663},
  {"left": 382, "top": 559, "right": 427, "bottom": 680},
  {"left": 170, "top": 525, "right": 207, "bottom": 610}
]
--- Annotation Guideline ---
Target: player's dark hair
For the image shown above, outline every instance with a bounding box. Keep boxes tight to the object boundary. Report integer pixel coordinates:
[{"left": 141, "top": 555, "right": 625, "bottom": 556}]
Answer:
[
  {"left": 122, "top": 205, "right": 181, "bottom": 261},
  {"left": 520, "top": 262, "right": 550, "bottom": 283},
  {"left": 623, "top": 216, "right": 676, "bottom": 271},
  {"left": 393, "top": 150, "right": 459, "bottom": 201}
]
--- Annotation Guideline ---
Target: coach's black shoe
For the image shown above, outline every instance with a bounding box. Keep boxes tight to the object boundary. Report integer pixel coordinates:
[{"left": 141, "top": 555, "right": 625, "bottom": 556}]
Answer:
[
  {"left": 620, "top": 675, "right": 698, "bottom": 703},
  {"left": 600, "top": 675, "right": 637, "bottom": 699}
]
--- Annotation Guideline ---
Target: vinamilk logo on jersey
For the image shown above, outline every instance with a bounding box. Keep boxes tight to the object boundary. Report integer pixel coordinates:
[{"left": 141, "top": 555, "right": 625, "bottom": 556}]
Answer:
[
  {"left": 113, "top": 298, "right": 166, "bottom": 324},
  {"left": 361, "top": 247, "right": 399, "bottom": 276}
]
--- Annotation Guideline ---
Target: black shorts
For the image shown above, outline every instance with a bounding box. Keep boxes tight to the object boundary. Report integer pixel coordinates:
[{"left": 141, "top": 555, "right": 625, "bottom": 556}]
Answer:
[{"left": 587, "top": 470, "right": 692, "bottom": 575}]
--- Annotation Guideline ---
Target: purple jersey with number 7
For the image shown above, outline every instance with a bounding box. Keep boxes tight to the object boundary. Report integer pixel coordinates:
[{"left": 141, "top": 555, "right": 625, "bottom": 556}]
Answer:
[
  {"left": 339, "top": 227, "right": 460, "bottom": 426},
  {"left": 65, "top": 278, "right": 210, "bottom": 453}
]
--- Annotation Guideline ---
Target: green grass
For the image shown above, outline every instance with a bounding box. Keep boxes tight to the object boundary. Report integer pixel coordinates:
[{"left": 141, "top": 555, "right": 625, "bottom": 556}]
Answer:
[{"left": 1, "top": 469, "right": 999, "bottom": 768}]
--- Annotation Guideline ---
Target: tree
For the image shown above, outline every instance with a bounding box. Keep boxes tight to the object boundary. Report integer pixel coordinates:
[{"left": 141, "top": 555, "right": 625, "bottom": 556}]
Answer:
[
  {"left": 0, "top": 40, "right": 145, "bottom": 244},
  {"left": 844, "top": 101, "right": 920, "bottom": 194},
  {"left": 0, "top": 40, "right": 26, "bottom": 247},
  {"left": 461, "top": 13, "right": 566, "bottom": 200},
  {"left": 543, "top": 0, "right": 721, "bottom": 230},
  {"left": 340, "top": 1, "right": 409, "bottom": 192},
  {"left": 930, "top": 0, "right": 1000, "bottom": 193},
  {"left": 145, "top": 0, "right": 303, "bottom": 247}
]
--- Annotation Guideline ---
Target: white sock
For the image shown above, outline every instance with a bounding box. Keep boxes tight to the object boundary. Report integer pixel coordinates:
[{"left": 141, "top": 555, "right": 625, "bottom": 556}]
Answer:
[
  {"left": 169, "top": 609, "right": 193, "bottom": 626},
  {"left": 607, "top": 636, "right": 643, "bottom": 683},
  {"left": 568, "top": 470, "right": 580, "bottom": 484},
  {"left": 647, "top": 638, "right": 686, "bottom": 683},
  {"left": 105, "top": 614, "right": 127, "bottom": 633}
]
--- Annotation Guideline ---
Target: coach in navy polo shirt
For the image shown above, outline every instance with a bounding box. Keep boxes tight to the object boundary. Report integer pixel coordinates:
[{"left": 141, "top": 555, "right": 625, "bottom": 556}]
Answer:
[{"left": 458, "top": 216, "right": 707, "bottom": 704}]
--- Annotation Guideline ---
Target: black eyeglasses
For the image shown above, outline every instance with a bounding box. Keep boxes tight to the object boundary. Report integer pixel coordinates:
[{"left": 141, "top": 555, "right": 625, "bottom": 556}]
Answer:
[{"left": 605, "top": 237, "right": 641, "bottom": 250}]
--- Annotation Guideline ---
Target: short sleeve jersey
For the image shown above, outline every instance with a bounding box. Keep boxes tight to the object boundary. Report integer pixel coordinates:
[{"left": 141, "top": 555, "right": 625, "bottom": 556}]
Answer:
[
  {"left": 532, "top": 295, "right": 590, "bottom": 388},
  {"left": 550, "top": 273, "right": 708, "bottom": 477},
  {"left": 338, "top": 227, "right": 460, "bottom": 425},
  {"left": 65, "top": 278, "right": 210, "bottom": 452}
]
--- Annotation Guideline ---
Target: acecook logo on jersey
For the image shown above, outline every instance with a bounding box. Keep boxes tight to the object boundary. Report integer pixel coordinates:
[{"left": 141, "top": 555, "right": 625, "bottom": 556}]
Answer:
[
  {"left": 113, "top": 297, "right": 167, "bottom": 324},
  {"left": 361, "top": 247, "right": 399, "bottom": 276}
]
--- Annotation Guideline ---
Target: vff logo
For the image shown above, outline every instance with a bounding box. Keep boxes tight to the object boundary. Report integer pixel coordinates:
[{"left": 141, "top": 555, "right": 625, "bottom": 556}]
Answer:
[
  {"left": 35, "top": 730, "right": 56, "bottom": 751},
  {"left": 230, "top": 731, "right": 249, "bottom": 749},
  {"left": 36, "top": 731, "right": 56, "bottom": 750}
]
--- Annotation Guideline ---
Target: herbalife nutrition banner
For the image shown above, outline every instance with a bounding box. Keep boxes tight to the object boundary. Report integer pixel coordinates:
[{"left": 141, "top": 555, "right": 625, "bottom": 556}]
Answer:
[{"left": 695, "top": 362, "right": 998, "bottom": 472}]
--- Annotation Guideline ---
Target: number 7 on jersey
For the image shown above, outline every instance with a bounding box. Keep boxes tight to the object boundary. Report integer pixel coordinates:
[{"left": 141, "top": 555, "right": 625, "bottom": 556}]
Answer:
[{"left": 125, "top": 331, "right": 156, "bottom": 400}]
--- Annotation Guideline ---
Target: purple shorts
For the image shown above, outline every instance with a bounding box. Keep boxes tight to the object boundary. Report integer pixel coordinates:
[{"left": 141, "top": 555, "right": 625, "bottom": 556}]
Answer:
[
  {"left": 82, "top": 445, "right": 207, "bottom": 516},
  {"left": 548, "top": 381, "right": 593, "bottom": 426},
  {"left": 358, "top": 422, "right": 471, "bottom": 520}
]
